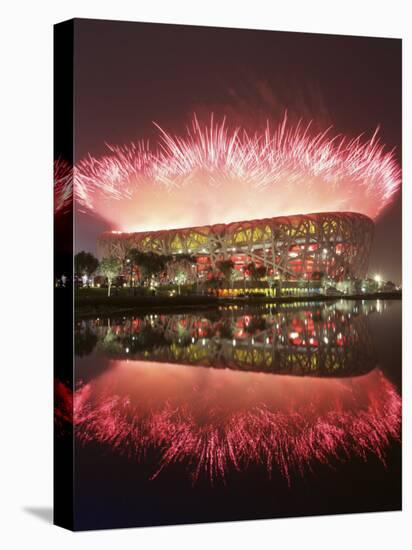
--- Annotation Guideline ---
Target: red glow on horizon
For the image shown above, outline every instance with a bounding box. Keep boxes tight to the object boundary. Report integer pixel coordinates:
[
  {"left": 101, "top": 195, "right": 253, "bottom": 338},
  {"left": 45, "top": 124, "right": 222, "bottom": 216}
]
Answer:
[{"left": 73, "top": 114, "right": 401, "bottom": 231}]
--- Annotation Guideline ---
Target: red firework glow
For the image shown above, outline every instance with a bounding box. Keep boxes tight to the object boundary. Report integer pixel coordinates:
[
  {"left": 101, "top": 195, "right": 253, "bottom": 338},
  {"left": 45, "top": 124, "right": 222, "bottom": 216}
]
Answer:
[
  {"left": 72, "top": 114, "right": 400, "bottom": 231},
  {"left": 57, "top": 363, "right": 401, "bottom": 484},
  {"left": 54, "top": 158, "right": 73, "bottom": 215}
]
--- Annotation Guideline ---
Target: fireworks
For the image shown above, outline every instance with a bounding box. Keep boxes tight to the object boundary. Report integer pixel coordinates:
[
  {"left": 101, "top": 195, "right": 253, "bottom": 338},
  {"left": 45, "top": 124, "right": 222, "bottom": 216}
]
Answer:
[
  {"left": 54, "top": 158, "right": 73, "bottom": 215},
  {"left": 71, "top": 114, "right": 401, "bottom": 231},
  {"left": 56, "top": 364, "right": 401, "bottom": 485}
]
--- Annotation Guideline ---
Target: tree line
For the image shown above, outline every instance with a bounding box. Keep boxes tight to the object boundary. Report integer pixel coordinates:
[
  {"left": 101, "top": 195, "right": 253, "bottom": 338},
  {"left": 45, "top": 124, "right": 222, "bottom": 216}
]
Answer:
[
  {"left": 74, "top": 250, "right": 287, "bottom": 297},
  {"left": 74, "top": 249, "right": 197, "bottom": 297}
]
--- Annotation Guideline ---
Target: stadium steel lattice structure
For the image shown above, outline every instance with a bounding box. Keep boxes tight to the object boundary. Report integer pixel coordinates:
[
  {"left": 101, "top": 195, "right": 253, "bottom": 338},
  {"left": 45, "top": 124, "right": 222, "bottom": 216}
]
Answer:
[{"left": 97, "top": 211, "right": 374, "bottom": 281}]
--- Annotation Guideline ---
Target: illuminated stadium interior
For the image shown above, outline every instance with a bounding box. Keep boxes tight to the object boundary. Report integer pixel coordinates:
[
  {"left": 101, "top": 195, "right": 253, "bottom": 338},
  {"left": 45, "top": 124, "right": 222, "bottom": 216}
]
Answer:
[{"left": 98, "top": 211, "right": 374, "bottom": 283}]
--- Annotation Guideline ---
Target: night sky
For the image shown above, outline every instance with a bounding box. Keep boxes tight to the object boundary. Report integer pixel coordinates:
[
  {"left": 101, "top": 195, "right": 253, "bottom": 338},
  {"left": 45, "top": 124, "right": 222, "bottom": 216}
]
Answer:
[{"left": 73, "top": 18, "right": 402, "bottom": 283}]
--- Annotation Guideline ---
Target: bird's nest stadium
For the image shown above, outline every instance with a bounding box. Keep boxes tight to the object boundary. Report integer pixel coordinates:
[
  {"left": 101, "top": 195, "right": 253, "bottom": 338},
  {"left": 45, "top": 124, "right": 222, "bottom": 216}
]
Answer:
[{"left": 98, "top": 211, "right": 374, "bottom": 282}]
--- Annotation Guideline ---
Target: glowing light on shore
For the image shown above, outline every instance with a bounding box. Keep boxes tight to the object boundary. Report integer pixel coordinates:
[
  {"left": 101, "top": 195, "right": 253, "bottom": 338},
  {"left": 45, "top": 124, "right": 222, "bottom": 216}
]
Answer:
[{"left": 73, "top": 114, "right": 401, "bottom": 230}]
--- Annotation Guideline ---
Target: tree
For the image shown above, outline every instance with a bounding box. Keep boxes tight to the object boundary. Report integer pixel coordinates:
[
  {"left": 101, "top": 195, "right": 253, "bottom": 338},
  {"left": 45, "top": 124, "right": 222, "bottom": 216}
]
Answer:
[
  {"left": 311, "top": 271, "right": 325, "bottom": 282},
  {"left": 216, "top": 259, "right": 236, "bottom": 289},
  {"left": 245, "top": 262, "right": 266, "bottom": 286},
  {"left": 267, "top": 272, "right": 279, "bottom": 295},
  {"left": 267, "top": 268, "right": 288, "bottom": 296},
  {"left": 137, "top": 252, "right": 170, "bottom": 286},
  {"left": 217, "top": 319, "right": 233, "bottom": 339},
  {"left": 244, "top": 315, "right": 267, "bottom": 334},
  {"left": 99, "top": 257, "right": 121, "bottom": 297},
  {"left": 124, "top": 250, "right": 171, "bottom": 288},
  {"left": 74, "top": 251, "right": 99, "bottom": 283},
  {"left": 255, "top": 265, "right": 267, "bottom": 280},
  {"left": 207, "top": 275, "right": 221, "bottom": 291},
  {"left": 173, "top": 264, "right": 191, "bottom": 295},
  {"left": 125, "top": 248, "right": 141, "bottom": 287},
  {"left": 166, "top": 256, "right": 195, "bottom": 294},
  {"left": 175, "top": 271, "right": 187, "bottom": 294}
]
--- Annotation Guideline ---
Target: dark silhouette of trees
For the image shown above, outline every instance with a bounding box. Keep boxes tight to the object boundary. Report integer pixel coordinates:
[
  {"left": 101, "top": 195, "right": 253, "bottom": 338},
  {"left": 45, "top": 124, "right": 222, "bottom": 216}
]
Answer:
[
  {"left": 245, "top": 262, "right": 267, "bottom": 285},
  {"left": 216, "top": 259, "right": 236, "bottom": 288},
  {"left": 74, "top": 251, "right": 99, "bottom": 279},
  {"left": 126, "top": 250, "right": 171, "bottom": 287}
]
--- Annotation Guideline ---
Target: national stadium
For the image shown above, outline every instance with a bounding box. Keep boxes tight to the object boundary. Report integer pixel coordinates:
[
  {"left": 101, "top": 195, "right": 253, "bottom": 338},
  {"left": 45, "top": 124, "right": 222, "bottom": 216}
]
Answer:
[{"left": 97, "top": 211, "right": 374, "bottom": 287}]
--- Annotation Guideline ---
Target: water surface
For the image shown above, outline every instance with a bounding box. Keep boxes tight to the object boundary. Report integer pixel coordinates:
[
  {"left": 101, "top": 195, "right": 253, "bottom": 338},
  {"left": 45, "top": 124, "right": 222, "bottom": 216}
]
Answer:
[{"left": 68, "top": 299, "right": 401, "bottom": 529}]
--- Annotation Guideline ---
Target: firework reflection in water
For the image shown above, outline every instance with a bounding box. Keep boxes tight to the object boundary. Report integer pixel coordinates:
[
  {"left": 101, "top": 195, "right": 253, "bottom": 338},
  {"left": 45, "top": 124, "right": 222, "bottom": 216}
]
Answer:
[{"left": 60, "top": 363, "right": 401, "bottom": 485}]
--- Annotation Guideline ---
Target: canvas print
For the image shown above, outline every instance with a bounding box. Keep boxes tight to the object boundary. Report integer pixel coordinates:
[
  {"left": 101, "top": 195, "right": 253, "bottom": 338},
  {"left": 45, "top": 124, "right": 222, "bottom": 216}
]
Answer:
[{"left": 54, "top": 18, "right": 402, "bottom": 531}]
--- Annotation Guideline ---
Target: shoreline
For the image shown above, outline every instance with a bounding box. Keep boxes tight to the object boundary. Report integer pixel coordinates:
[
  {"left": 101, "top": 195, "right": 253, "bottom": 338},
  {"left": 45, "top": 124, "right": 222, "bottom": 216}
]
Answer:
[{"left": 74, "top": 290, "right": 401, "bottom": 319}]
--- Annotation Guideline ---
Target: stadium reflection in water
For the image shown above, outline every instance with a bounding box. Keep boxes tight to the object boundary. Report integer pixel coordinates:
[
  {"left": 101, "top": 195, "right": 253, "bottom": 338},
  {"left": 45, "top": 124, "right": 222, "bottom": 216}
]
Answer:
[{"left": 64, "top": 299, "right": 401, "bottom": 527}]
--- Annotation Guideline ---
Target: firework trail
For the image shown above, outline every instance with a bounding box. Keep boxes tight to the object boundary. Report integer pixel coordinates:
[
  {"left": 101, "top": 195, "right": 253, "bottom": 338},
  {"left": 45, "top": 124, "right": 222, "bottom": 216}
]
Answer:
[
  {"left": 74, "top": 141, "right": 154, "bottom": 213},
  {"left": 56, "top": 365, "right": 401, "bottom": 485},
  {"left": 72, "top": 114, "right": 401, "bottom": 230},
  {"left": 54, "top": 158, "right": 73, "bottom": 215}
]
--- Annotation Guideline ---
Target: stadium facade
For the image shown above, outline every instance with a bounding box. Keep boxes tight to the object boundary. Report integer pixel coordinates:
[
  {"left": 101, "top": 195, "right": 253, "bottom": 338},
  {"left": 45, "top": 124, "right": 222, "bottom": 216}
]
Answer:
[{"left": 98, "top": 211, "right": 374, "bottom": 283}]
